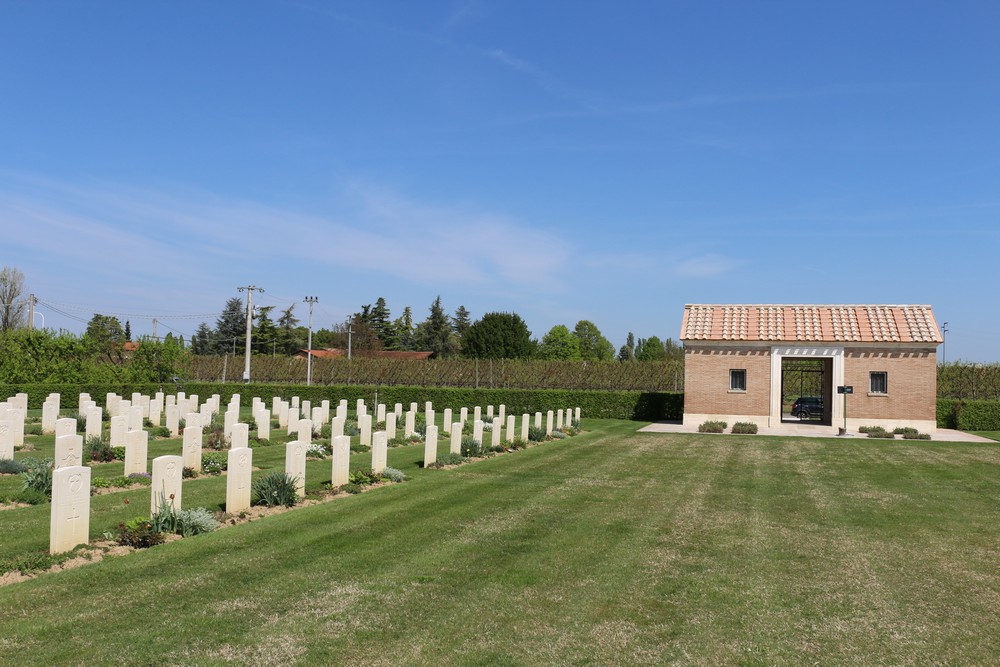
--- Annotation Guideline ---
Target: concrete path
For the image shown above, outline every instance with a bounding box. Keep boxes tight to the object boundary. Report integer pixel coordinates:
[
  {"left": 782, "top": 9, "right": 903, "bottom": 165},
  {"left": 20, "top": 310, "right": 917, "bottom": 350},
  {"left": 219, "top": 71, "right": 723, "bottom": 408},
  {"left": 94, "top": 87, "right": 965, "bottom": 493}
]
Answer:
[{"left": 637, "top": 421, "right": 997, "bottom": 443}]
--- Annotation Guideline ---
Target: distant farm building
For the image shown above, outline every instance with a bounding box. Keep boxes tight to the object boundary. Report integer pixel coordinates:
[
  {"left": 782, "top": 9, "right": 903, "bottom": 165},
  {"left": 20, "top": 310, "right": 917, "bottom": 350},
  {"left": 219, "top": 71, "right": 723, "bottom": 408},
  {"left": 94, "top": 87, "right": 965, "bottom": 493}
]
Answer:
[{"left": 679, "top": 305, "right": 942, "bottom": 433}]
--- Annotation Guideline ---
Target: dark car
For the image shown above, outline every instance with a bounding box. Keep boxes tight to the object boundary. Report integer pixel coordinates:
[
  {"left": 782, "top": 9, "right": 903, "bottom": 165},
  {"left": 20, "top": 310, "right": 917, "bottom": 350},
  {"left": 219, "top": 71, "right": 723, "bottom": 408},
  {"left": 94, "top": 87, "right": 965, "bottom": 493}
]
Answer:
[{"left": 791, "top": 397, "right": 824, "bottom": 419}]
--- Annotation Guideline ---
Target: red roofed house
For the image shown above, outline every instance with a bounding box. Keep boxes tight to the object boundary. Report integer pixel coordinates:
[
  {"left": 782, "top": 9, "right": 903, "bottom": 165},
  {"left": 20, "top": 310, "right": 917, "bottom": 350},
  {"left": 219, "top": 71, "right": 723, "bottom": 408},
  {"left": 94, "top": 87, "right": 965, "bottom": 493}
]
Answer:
[{"left": 679, "top": 305, "right": 942, "bottom": 433}]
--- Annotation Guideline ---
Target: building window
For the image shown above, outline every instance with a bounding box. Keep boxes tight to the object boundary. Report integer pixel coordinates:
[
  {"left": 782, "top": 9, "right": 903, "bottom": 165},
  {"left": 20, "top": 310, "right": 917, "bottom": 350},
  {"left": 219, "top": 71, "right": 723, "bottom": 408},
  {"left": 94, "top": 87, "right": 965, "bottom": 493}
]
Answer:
[
  {"left": 730, "top": 369, "right": 746, "bottom": 392},
  {"left": 870, "top": 371, "right": 888, "bottom": 395}
]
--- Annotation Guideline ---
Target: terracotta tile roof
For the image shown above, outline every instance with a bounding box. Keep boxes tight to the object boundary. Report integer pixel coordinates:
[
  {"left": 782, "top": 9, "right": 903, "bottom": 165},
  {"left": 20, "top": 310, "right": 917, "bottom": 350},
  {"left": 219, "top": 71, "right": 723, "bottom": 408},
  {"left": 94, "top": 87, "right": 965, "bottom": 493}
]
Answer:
[{"left": 680, "top": 305, "right": 942, "bottom": 344}]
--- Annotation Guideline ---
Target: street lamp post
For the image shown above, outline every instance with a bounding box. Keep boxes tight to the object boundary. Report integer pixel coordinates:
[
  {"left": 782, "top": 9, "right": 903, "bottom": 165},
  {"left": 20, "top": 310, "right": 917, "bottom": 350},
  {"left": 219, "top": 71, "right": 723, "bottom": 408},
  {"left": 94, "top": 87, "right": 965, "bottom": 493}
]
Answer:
[
  {"left": 941, "top": 321, "right": 949, "bottom": 365},
  {"left": 303, "top": 296, "right": 319, "bottom": 385}
]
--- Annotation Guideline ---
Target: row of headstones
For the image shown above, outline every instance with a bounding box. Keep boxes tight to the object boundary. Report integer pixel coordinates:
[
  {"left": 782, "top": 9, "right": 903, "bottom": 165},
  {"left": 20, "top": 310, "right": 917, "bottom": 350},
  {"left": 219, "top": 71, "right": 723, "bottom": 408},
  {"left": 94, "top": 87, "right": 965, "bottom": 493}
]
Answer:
[
  {"left": 48, "top": 402, "right": 582, "bottom": 556},
  {"left": 0, "top": 393, "right": 29, "bottom": 457}
]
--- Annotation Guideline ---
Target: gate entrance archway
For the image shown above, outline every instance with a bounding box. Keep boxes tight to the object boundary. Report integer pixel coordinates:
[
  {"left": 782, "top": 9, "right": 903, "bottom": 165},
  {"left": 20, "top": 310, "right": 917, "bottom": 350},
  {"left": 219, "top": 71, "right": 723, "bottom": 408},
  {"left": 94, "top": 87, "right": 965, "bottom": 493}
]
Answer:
[{"left": 781, "top": 358, "right": 833, "bottom": 425}]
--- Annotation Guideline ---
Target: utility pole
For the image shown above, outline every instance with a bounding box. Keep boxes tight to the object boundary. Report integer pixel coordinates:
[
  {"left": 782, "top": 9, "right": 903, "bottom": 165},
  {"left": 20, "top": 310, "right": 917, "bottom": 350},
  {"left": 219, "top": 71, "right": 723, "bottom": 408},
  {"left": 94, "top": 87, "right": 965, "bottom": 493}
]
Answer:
[
  {"left": 237, "top": 285, "right": 264, "bottom": 383},
  {"left": 941, "top": 322, "right": 949, "bottom": 365},
  {"left": 153, "top": 318, "right": 157, "bottom": 340},
  {"left": 348, "top": 323, "right": 354, "bottom": 360},
  {"left": 303, "top": 296, "right": 319, "bottom": 385},
  {"left": 27, "top": 294, "right": 35, "bottom": 330}
]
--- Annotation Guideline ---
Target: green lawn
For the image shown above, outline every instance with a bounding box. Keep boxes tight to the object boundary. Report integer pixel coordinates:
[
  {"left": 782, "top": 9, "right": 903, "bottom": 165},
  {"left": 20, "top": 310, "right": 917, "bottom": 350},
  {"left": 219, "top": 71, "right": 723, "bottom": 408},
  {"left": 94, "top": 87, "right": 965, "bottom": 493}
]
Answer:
[
  {"left": 973, "top": 431, "right": 1000, "bottom": 441},
  {"left": 1, "top": 420, "right": 999, "bottom": 665}
]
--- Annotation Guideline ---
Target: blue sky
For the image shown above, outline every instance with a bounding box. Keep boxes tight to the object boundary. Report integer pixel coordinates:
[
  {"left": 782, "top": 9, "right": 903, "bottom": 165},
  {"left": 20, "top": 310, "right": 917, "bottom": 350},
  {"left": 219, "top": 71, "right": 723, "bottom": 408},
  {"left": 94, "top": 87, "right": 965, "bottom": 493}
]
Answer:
[{"left": 1, "top": 1, "right": 997, "bottom": 361}]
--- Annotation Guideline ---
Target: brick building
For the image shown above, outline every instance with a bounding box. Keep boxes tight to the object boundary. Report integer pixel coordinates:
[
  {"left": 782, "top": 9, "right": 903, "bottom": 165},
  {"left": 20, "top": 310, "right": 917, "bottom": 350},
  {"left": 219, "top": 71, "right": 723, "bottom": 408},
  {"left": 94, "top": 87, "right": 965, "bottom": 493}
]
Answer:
[{"left": 679, "top": 305, "right": 942, "bottom": 433}]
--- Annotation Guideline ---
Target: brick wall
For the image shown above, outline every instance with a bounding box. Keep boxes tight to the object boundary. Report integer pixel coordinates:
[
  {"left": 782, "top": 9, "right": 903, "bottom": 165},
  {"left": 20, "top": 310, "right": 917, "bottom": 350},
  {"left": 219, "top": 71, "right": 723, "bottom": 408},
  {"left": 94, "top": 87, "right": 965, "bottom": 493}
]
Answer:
[
  {"left": 844, "top": 347, "right": 937, "bottom": 421},
  {"left": 684, "top": 345, "right": 771, "bottom": 417}
]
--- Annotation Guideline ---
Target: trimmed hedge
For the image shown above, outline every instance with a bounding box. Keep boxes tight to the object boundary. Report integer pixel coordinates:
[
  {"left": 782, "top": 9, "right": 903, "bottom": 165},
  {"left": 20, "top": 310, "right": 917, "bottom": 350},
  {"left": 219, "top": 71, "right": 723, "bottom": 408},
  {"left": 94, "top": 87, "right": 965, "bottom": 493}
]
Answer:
[{"left": 0, "top": 383, "right": 683, "bottom": 421}]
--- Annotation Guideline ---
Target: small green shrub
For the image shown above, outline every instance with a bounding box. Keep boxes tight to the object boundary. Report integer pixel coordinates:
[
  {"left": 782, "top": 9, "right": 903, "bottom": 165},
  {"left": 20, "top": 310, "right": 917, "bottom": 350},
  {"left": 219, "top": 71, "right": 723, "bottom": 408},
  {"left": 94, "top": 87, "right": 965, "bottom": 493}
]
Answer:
[
  {"left": 203, "top": 426, "right": 228, "bottom": 450},
  {"left": 127, "top": 472, "right": 152, "bottom": 485},
  {"left": 436, "top": 452, "right": 464, "bottom": 466},
  {"left": 175, "top": 507, "right": 220, "bottom": 536},
  {"left": 21, "top": 458, "right": 53, "bottom": 496},
  {"left": 381, "top": 467, "right": 407, "bottom": 483},
  {"left": 149, "top": 426, "right": 171, "bottom": 439},
  {"left": 149, "top": 495, "right": 180, "bottom": 534},
  {"left": 116, "top": 518, "right": 165, "bottom": 549},
  {"left": 509, "top": 438, "right": 528, "bottom": 450},
  {"left": 460, "top": 436, "right": 483, "bottom": 457},
  {"left": 349, "top": 442, "right": 369, "bottom": 453},
  {"left": 388, "top": 436, "right": 409, "bottom": 448},
  {"left": 902, "top": 432, "right": 932, "bottom": 440},
  {"left": 865, "top": 427, "right": 895, "bottom": 439},
  {"left": 24, "top": 424, "right": 42, "bottom": 436},
  {"left": 0, "top": 458, "right": 27, "bottom": 474},
  {"left": 91, "top": 477, "right": 112, "bottom": 489},
  {"left": 108, "top": 475, "right": 135, "bottom": 488},
  {"left": 858, "top": 425, "right": 872, "bottom": 434},
  {"left": 85, "top": 436, "right": 115, "bottom": 463},
  {"left": 11, "top": 489, "right": 49, "bottom": 505},
  {"left": 2, "top": 550, "right": 68, "bottom": 574},
  {"left": 527, "top": 425, "right": 546, "bottom": 442},
  {"left": 551, "top": 430, "right": 567, "bottom": 439},
  {"left": 731, "top": 422, "right": 759, "bottom": 434},
  {"left": 202, "top": 453, "right": 227, "bottom": 475},
  {"left": 343, "top": 483, "right": 363, "bottom": 494},
  {"left": 251, "top": 471, "right": 300, "bottom": 507},
  {"left": 305, "top": 443, "right": 328, "bottom": 459},
  {"left": 348, "top": 469, "right": 381, "bottom": 486},
  {"left": 698, "top": 421, "right": 727, "bottom": 434},
  {"left": 112, "top": 446, "right": 126, "bottom": 461},
  {"left": 182, "top": 466, "right": 198, "bottom": 479},
  {"left": 249, "top": 436, "right": 273, "bottom": 448},
  {"left": 66, "top": 413, "right": 87, "bottom": 432}
]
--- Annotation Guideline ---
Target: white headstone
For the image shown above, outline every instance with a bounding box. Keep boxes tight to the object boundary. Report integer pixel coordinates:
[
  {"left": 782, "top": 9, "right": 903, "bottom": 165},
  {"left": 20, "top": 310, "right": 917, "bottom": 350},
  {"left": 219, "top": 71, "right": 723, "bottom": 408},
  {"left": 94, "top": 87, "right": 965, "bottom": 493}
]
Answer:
[
  {"left": 50, "top": 466, "right": 90, "bottom": 554},
  {"left": 301, "top": 400, "right": 311, "bottom": 422},
  {"left": 371, "top": 431, "right": 387, "bottom": 474},
  {"left": 473, "top": 419, "right": 484, "bottom": 445},
  {"left": 231, "top": 422, "right": 249, "bottom": 450},
  {"left": 256, "top": 409, "right": 271, "bottom": 441},
  {"left": 331, "top": 435, "right": 350, "bottom": 487},
  {"left": 443, "top": 408, "right": 453, "bottom": 434},
  {"left": 499, "top": 404, "right": 506, "bottom": 423},
  {"left": 224, "top": 410, "right": 238, "bottom": 441},
  {"left": 450, "top": 423, "right": 462, "bottom": 454},
  {"left": 385, "top": 412, "right": 397, "bottom": 441},
  {"left": 491, "top": 418, "right": 501, "bottom": 447},
  {"left": 55, "top": 434, "right": 83, "bottom": 469},
  {"left": 298, "top": 418, "right": 313, "bottom": 445},
  {"left": 336, "top": 403, "right": 347, "bottom": 420},
  {"left": 376, "top": 403, "right": 386, "bottom": 423},
  {"left": 311, "top": 406, "right": 323, "bottom": 427},
  {"left": 41, "top": 401, "right": 59, "bottom": 434},
  {"left": 394, "top": 403, "right": 402, "bottom": 417},
  {"left": 556, "top": 409, "right": 564, "bottom": 430},
  {"left": 460, "top": 407, "right": 468, "bottom": 424},
  {"left": 109, "top": 416, "right": 128, "bottom": 447},
  {"left": 486, "top": 405, "right": 494, "bottom": 420},
  {"left": 182, "top": 425, "right": 203, "bottom": 471},
  {"left": 150, "top": 455, "right": 183, "bottom": 515},
  {"left": 359, "top": 414, "right": 372, "bottom": 447},
  {"left": 546, "top": 411, "right": 554, "bottom": 435},
  {"left": 535, "top": 412, "right": 542, "bottom": 429},
  {"left": 166, "top": 405, "right": 180, "bottom": 437},
  {"left": 124, "top": 429, "right": 148, "bottom": 476},
  {"left": 128, "top": 405, "right": 144, "bottom": 432},
  {"left": 423, "top": 425, "right": 438, "bottom": 468},
  {"left": 575, "top": 407, "right": 581, "bottom": 423},
  {"left": 85, "top": 406, "right": 103, "bottom": 441},
  {"left": 473, "top": 406, "right": 481, "bottom": 423},
  {"left": 331, "top": 415, "right": 345, "bottom": 439},
  {"left": 505, "top": 415, "right": 516, "bottom": 442},
  {"left": 409, "top": 402, "right": 418, "bottom": 413},
  {"left": 404, "top": 411, "right": 415, "bottom": 438},
  {"left": 521, "top": 414, "right": 530, "bottom": 441},
  {"left": 226, "top": 447, "right": 253, "bottom": 514},
  {"left": 0, "top": 420, "right": 13, "bottom": 460},
  {"left": 285, "top": 440, "right": 308, "bottom": 497},
  {"left": 55, "top": 417, "right": 77, "bottom": 440}
]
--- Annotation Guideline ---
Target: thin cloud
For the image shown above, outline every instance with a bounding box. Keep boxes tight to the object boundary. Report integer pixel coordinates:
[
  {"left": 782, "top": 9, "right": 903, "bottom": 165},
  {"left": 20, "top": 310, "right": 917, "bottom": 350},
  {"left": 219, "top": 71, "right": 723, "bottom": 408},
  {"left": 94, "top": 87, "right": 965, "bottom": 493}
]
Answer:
[{"left": 674, "top": 253, "right": 740, "bottom": 278}]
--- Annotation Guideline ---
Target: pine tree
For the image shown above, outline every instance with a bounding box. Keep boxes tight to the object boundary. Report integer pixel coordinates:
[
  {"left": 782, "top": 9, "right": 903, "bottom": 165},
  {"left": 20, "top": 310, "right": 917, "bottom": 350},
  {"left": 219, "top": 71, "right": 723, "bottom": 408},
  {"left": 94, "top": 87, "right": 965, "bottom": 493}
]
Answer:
[
  {"left": 214, "top": 298, "right": 246, "bottom": 355},
  {"left": 453, "top": 305, "right": 471, "bottom": 336},
  {"left": 124, "top": 320, "right": 132, "bottom": 342},
  {"left": 393, "top": 306, "right": 415, "bottom": 351},
  {"left": 192, "top": 322, "right": 212, "bottom": 355},
  {"left": 254, "top": 305, "right": 278, "bottom": 355},
  {"left": 277, "top": 304, "right": 301, "bottom": 354},
  {"left": 416, "top": 296, "right": 456, "bottom": 357},
  {"left": 369, "top": 297, "right": 393, "bottom": 346}
]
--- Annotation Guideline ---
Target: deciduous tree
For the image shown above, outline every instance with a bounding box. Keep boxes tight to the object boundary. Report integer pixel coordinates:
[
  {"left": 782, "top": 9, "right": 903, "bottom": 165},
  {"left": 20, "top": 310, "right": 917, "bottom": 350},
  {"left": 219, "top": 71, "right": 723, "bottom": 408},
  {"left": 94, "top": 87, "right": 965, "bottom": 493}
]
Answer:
[{"left": 462, "top": 312, "right": 533, "bottom": 359}]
